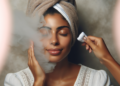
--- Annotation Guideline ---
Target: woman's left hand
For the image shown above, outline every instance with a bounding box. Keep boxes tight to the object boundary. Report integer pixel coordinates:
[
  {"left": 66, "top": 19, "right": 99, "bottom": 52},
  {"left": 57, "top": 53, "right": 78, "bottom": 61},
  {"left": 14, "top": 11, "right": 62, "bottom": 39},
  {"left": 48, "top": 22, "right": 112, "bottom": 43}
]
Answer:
[{"left": 28, "top": 41, "right": 45, "bottom": 86}]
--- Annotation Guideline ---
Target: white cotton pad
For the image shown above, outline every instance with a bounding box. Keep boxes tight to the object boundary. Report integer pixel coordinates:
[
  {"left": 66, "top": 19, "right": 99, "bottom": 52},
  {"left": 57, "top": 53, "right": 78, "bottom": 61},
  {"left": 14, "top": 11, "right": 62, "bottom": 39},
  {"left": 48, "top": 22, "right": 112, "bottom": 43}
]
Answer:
[{"left": 77, "top": 32, "right": 87, "bottom": 42}]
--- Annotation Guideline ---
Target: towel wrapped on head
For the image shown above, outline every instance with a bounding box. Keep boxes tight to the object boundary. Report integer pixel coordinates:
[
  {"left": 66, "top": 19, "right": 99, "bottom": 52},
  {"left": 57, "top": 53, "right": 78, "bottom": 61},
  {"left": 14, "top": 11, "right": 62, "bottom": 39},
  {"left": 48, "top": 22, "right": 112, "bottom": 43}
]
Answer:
[{"left": 26, "top": 0, "right": 79, "bottom": 46}]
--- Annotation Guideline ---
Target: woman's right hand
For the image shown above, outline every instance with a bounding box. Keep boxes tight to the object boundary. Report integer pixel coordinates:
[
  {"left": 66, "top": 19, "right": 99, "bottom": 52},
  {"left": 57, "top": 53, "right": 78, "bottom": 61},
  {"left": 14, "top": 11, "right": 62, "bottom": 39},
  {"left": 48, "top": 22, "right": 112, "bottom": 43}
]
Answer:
[
  {"left": 83, "top": 36, "right": 120, "bottom": 85},
  {"left": 82, "top": 36, "right": 112, "bottom": 63},
  {"left": 28, "top": 41, "right": 45, "bottom": 86}
]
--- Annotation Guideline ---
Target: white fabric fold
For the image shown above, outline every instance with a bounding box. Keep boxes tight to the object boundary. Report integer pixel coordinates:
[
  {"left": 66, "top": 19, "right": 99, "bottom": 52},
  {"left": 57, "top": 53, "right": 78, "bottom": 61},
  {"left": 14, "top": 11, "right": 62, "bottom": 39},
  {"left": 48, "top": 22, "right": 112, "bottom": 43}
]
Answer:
[{"left": 53, "top": 3, "right": 71, "bottom": 27}]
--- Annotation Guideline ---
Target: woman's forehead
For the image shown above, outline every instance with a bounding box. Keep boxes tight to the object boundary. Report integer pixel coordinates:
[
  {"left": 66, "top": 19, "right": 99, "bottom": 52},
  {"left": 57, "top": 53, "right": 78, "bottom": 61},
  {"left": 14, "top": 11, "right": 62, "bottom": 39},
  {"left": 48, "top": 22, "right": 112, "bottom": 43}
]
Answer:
[
  {"left": 40, "top": 26, "right": 70, "bottom": 31},
  {"left": 44, "top": 13, "right": 69, "bottom": 27}
]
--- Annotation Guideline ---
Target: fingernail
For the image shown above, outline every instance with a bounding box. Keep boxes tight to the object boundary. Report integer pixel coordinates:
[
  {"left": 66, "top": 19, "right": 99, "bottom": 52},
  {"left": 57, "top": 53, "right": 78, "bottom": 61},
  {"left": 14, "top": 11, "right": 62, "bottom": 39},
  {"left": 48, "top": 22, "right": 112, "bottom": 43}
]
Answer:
[
  {"left": 83, "top": 37, "right": 87, "bottom": 41},
  {"left": 86, "top": 47, "right": 88, "bottom": 50}
]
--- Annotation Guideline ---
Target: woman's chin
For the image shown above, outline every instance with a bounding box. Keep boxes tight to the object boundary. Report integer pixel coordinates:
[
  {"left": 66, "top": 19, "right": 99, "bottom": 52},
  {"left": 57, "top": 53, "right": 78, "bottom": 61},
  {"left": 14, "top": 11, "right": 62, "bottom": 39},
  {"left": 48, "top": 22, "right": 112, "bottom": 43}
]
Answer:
[{"left": 48, "top": 56, "right": 65, "bottom": 63}]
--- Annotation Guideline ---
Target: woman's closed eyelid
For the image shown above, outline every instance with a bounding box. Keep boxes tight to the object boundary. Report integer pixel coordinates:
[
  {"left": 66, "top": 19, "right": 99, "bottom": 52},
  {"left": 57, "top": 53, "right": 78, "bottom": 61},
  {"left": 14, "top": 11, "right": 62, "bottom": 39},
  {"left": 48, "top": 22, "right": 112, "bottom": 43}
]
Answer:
[
  {"left": 39, "top": 26, "right": 70, "bottom": 34},
  {"left": 59, "top": 33, "right": 68, "bottom": 36},
  {"left": 59, "top": 29, "right": 69, "bottom": 33},
  {"left": 58, "top": 30, "right": 68, "bottom": 36}
]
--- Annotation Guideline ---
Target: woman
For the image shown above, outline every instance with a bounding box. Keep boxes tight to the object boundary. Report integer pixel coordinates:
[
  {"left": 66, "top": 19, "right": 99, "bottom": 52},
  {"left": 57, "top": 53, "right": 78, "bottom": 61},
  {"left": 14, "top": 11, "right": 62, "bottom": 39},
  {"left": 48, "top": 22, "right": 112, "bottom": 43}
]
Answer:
[{"left": 4, "top": 0, "right": 111, "bottom": 86}]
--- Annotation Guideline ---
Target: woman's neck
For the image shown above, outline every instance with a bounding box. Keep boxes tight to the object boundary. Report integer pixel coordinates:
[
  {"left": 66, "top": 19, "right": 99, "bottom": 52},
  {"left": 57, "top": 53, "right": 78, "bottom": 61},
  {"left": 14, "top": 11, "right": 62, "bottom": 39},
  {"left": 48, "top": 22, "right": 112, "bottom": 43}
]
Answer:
[
  {"left": 54, "top": 57, "right": 70, "bottom": 71},
  {"left": 46, "top": 57, "right": 72, "bottom": 79}
]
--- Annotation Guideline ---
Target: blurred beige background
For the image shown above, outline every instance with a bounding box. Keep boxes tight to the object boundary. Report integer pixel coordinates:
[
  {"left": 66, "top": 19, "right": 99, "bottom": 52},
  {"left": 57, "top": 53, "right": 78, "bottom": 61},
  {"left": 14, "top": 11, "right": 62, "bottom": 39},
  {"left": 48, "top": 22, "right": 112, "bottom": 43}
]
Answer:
[{"left": 0, "top": 0, "right": 120, "bottom": 86}]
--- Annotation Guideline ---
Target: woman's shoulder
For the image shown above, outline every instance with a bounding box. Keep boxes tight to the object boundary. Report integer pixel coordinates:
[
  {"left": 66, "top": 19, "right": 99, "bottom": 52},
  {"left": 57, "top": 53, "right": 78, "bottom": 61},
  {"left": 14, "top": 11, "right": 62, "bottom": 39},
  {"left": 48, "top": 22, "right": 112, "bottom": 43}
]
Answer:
[
  {"left": 4, "top": 73, "right": 23, "bottom": 86},
  {"left": 74, "top": 64, "right": 110, "bottom": 86},
  {"left": 4, "top": 67, "right": 34, "bottom": 86}
]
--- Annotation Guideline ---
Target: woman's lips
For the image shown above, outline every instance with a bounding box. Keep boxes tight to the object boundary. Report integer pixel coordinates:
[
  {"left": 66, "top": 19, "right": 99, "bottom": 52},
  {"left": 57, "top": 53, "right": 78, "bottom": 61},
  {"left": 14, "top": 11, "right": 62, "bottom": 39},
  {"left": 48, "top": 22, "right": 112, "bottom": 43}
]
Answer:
[{"left": 47, "top": 49, "right": 62, "bottom": 55}]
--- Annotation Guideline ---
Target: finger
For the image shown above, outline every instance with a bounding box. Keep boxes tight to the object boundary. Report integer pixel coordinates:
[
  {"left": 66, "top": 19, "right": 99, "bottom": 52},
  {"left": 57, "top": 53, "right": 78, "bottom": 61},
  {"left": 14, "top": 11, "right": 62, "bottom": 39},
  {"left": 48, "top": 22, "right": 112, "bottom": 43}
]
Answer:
[
  {"left": 89, "top": 48, "right": 92, "bottom": 53},
  {"left": 28, "top": 49, "right": 30, "bottom": 60},
  {"left": 29, "top": 41, "right": 34, "bottom": 63},
  {"left": 88, "top": 36, "right": 104, "bottom": 46},
  {"left": 31, "top": 41, "right": 37, "bottom": 61},
  {"left": 89, "top": 49, "right": 91, "bottom": 53},
  {"left": 81, "top": 43, "right": 86, "bottom": 46},
  {"left": 86, "top": 44, "right": 89, "bottom": 50},
  {"left": 87, "top": 36, "right": 100, "bottom": 42},
  {"left": 28, "top": 49, "right": 30, "bottom": 65},
  {"left": 31, "top": 41, "right": 34, "bottom": 57},
  {"left": 28, "top": 48, "right": 32, "bottom": 66},
  {"left": 84, "top": 37, "right": 96, "bottom": 50},
  {"left": 88, "top": 46, "right": 92, "bottom": 50}
]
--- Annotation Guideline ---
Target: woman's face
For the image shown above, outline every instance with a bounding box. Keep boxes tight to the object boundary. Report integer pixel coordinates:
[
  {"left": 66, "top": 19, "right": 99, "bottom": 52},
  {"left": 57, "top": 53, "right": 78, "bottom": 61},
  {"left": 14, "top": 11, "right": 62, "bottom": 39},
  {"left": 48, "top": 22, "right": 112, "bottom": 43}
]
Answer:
[{"left": 39, "top": 13, "right": 72, "bottom": 62}]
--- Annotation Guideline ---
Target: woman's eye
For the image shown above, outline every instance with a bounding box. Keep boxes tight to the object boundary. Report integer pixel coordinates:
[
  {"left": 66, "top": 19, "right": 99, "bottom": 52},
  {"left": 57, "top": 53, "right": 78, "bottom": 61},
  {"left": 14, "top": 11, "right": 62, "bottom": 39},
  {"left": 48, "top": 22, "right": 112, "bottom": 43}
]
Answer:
[
  {"left": 59, "top": 30, "right": 68, "bottom": 36},
  {"left": 39, "top": 29, "right": 51, "bottom": 37},
  {"left": 60, "top": 34, "right": 68, "bottom": 36}
]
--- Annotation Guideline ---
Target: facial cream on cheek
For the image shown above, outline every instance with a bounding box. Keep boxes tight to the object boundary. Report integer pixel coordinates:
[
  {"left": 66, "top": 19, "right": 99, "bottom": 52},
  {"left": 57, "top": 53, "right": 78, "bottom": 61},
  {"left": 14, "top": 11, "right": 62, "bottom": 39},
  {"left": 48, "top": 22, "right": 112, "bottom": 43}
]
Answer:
[{"left": 77, "top": 32, "right": 87, "bottom": 42}]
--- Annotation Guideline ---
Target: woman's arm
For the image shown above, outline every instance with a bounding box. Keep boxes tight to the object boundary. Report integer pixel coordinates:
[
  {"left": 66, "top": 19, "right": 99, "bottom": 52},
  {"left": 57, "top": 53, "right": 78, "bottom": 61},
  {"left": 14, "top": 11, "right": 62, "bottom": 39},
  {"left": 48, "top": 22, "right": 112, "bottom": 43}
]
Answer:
[
  {"left": 28, "top": 41, "right": 45, "bottom": 86},
  {"left": 101, "top": 55, "right": 120, "bottom": 85},
  {"left": 83, "top": 36, "right": 120, "bottom": 85}
]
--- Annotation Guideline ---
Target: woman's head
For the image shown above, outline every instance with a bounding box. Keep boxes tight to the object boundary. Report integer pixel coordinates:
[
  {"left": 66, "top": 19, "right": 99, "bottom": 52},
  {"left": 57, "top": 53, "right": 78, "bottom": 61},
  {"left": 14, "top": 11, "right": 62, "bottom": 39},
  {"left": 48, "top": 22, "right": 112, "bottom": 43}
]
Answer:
[
  {"left": 26, "top": 0, "right": 79, "bottom": 62},
  {"left": 39, "top": 7, "right": 72, "bottom": 62}
]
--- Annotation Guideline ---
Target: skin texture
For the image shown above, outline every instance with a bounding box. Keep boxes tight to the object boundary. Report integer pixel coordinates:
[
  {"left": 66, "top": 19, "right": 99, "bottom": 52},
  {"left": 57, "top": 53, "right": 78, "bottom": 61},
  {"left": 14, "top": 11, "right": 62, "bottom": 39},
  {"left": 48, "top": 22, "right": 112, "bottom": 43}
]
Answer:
[
  {"left": 83, "top": 36, "right": 120, "bottom": 85},
  {"left": 28, "top": 13, "right": 80, "bottom": 86}
]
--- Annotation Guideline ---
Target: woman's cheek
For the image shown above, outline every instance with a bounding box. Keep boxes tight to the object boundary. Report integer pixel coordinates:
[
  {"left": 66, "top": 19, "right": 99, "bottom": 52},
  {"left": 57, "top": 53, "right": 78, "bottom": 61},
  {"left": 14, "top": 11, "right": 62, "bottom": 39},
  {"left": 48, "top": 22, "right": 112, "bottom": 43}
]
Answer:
[
  {"left": 60, "top": 36, "right": 72, "bottom": 48},
  {"left": 40, "top": 38, "right": 50, "bottom": 47}
]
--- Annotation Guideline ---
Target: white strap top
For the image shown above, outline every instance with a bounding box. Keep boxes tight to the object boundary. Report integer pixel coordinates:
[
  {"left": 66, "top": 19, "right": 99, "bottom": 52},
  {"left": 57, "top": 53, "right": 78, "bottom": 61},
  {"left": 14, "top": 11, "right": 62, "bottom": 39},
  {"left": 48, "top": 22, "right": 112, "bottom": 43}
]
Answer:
[
  {"left": 74, "top": 65, "right": 110, "bottom": 86},
  {"left": 4, "top": 65, "right": 111, "bottom": 86}
]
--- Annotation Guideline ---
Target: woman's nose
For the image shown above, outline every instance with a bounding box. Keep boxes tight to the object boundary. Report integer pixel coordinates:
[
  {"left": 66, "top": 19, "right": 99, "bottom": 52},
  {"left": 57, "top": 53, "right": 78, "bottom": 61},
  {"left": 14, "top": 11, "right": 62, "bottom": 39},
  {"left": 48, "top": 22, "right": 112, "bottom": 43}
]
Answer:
[{"left": 50, "top": 33, "right": 59, "bottom": 46}]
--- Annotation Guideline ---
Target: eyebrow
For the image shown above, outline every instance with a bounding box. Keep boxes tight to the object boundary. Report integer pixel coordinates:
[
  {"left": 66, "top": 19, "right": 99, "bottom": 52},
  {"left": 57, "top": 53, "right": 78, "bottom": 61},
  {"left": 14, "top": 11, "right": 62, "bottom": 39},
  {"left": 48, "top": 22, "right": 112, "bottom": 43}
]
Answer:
[
  {"left": 39, "top": 26, "right": 51, "bottom": 30},
  {"left": 39, "top": 26, "right": 70, "bottom": 30},
  {"left": 57, "top": 26, "right": 70, "bottom": 30}
]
